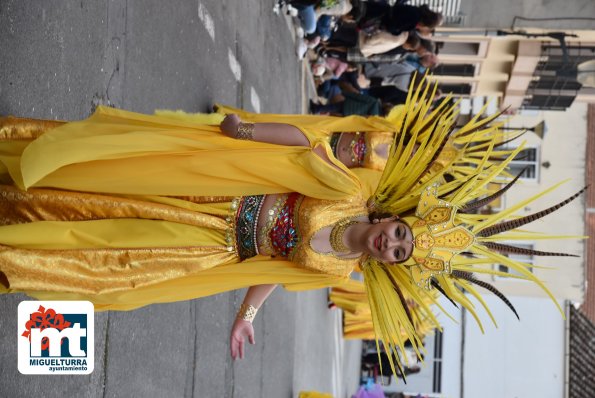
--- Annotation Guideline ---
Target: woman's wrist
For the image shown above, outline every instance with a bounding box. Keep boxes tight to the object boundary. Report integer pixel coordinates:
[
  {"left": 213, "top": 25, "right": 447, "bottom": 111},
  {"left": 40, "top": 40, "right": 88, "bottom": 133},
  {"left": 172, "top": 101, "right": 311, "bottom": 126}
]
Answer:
[
  {"left": 236, "top": 303, "right": 258, "bottom": 323},
  {"left": 236, "top": 122, "right": 255, "bottom": 140}
]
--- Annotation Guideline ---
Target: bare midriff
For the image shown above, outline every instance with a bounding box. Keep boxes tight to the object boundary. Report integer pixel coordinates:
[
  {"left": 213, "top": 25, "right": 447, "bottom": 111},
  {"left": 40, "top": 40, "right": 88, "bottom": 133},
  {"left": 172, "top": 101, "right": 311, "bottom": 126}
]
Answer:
[{"left": 335, "top": 133, "right": 360, "bottom": 168}]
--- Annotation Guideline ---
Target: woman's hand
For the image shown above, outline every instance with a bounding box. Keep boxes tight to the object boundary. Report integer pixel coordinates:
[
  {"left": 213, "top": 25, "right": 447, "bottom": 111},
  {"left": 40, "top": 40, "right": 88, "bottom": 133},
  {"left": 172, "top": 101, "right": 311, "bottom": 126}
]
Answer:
[
  {"left": 230, "top": 318, "right": 255, "bottom": 360},
  {"left": 220, "top": 114, "right": 241, "bottom": 138}
]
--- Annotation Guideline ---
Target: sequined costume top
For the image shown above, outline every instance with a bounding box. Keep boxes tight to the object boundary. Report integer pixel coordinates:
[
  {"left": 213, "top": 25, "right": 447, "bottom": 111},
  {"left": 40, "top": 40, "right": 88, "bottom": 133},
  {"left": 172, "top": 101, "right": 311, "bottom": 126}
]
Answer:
[{"left": 234, "top": 193, "right": 368, "bottom": 277}]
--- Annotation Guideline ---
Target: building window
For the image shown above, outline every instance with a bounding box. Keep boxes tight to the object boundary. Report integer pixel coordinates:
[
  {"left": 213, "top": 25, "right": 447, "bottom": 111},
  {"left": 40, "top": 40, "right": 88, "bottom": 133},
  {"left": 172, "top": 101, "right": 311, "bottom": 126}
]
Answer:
[
  {"left": 506, "top": 146, "right": 540, "bottom": 181},
  {"left": 433, "top": 63, "right": 476, "bottom": 77},
  {"left": 439, "top": 83, "right": 472, "bottom": 95},
  {"left": 530, "top": 78, "right": 582, "bottom": 91},
  {"left": 522, "top": 95, "right": 575, "bottom": 111},
  {"left": 495, "top": 243, "right": 534, "bottom": 280},
  {"left": 541, "top": 44, "right": 595, "bottom": 59},
  {"left": 434, "top": 41, "right": 480, "bottom": 56}
]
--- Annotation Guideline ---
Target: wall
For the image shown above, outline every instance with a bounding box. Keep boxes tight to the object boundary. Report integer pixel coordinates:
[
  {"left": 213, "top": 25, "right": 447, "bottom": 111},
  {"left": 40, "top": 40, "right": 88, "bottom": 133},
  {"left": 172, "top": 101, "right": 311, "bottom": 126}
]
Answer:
[
  {"left": 483, "top": 102, "right": 588, "bottom": 302},
  {"left": 465, "top": 297, "right": 566, "bottom": 398},
  {"left": 459, "top": 0, "right": 595, "bottom": 30}
]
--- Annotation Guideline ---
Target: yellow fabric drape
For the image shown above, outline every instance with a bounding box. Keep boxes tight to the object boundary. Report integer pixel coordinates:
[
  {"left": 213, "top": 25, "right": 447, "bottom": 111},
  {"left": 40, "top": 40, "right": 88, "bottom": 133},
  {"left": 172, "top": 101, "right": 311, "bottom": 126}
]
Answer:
[
  {"left": 212, "top": 103, "right": 399, "bottom": 136},
  {"left": 1, "top": 107, "right": 362, "bottom": 200},
  {"left": 330, "top": 281, "right": 377, "bottom": 339},
  {"left": 298, "top": 392, "right": 333, "bottom": 398},
  {"left": 212, "top": 105, "right": 404, "bottom": 198}
]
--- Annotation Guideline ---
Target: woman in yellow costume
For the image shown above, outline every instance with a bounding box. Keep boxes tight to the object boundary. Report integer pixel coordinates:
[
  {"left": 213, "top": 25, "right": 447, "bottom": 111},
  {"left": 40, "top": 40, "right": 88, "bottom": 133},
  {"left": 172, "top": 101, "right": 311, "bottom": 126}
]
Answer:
[
  {"left": 213, "top": 101, "right": 521, "bottom": 197},
  {"left": 329, "top": 280, "right": 435, "bottom": 341},
  {"left": 0, "top": 84, "right": 582, "bottom": 370}
]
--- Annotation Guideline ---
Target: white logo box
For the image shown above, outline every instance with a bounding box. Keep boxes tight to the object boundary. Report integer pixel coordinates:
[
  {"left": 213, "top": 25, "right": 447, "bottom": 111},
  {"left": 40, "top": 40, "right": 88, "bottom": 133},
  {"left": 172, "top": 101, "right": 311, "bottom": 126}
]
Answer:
[{"left": 18, "top": 301, "right": 94, "bottom": 375}]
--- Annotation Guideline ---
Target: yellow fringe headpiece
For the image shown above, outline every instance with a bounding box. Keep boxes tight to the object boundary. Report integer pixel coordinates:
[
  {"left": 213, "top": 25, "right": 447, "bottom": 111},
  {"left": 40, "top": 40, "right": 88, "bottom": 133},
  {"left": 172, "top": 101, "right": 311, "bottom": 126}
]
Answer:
[
  {"left": 401, "top": 182, "right": 475, "bottom": 289},
  {"left": 361, "top": 78, "right": 585, "bottom": 380},
  {"left": 363, "top": 177, "right": 584, "bottom": 379}
]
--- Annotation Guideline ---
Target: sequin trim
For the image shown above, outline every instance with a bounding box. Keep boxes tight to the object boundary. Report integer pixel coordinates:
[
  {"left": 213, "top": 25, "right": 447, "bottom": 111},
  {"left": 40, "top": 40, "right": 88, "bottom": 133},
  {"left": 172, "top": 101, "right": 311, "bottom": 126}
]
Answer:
[
  {"left": 269, "top": 193, "right": 303, "bottom": 258},
  {"left": 330, "top": 133, "right": 341, "bottom": 159},
  {"left": 234, "top": 196, "right": 265, "bottom": 260},
  {"left": 350, "top": 133, "right": 367, "bottom": 167},
  {"left": 330, "top": 132, "right": 366, "bottom": 166},
  {"left": 258, "top": 194, "right": 289, "bottom": 256}
]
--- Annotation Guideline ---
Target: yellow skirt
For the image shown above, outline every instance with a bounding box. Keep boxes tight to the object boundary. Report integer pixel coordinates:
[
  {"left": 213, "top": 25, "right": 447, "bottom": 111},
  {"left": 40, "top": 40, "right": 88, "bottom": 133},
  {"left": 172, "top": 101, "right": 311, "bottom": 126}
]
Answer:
[{"left": 0, "top": 186, "right": 345, "bottom": 311}]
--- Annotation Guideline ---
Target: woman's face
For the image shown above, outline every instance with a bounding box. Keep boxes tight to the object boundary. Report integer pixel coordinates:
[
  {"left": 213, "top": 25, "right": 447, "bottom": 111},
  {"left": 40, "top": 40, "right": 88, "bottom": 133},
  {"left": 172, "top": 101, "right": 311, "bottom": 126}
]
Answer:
[{"left": 364, "top": 220, "right": 414, "bottom": 263}]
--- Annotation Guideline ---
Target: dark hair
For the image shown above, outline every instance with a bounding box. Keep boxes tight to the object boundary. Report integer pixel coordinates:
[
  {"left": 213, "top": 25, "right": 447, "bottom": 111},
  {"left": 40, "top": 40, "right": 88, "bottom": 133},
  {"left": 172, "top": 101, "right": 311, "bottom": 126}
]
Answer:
[
  {"left": 418, "top": 4, "right": 443, "bottom": 29},
  {"left": 420, "top": 52, "right": 438, "bottom": 69},
  {"left": 381, "top": 102, "right": 395, "bottom": 117},
  {"left": 387, "top": 393, "right": 406, "bottom": 398},
  {"left": 368, "top": 211, "right": 394, "bottom": 223},
  {"left": 405, "top": 30, "right": 421, "bottom": 49},
  {"left": 418, "top": 38, "right": 435, "bottom": 54}
]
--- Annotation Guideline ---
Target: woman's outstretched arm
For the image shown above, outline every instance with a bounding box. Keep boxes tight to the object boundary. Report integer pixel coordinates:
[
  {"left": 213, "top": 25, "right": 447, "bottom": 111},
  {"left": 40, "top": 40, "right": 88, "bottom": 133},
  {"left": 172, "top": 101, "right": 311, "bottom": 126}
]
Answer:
[
  {"left": 221, "top": 114, "right": 309, "bottom": 146},
  {"left": 220, "top": 114, "right": 345, "bottom": 173},
  {"left": 230, "top": 283, "right": 278, "bottom": 360}
]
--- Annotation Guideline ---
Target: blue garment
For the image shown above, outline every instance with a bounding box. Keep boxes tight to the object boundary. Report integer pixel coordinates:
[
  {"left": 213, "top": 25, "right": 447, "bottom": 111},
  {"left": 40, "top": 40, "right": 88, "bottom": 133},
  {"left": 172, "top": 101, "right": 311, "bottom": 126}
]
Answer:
[
  {"left": 316, "top": 15, "right": 333, "bottom": 40},
  {"left": 294, "top": 5, "right": 317, "bottom": 34},
  {"left": 317, "top": 80, "right": 343, "bottom": 100},
  {"left": 403, "top": 54, "right": 427, "bottom": 73}
]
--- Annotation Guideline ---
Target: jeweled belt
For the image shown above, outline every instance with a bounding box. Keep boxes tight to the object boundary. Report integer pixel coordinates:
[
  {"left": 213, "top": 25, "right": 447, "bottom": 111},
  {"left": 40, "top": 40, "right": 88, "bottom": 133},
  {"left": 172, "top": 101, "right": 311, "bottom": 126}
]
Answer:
[{"left": 235, "top": 195, "right": 265, "bottom": 260}]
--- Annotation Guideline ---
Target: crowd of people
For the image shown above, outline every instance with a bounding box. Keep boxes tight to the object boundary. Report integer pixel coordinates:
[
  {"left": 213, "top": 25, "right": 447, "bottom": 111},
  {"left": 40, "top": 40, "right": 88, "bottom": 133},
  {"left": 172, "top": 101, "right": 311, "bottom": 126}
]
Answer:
[{"left": 282, "top": 0, "right": 443, "bottom": 116}]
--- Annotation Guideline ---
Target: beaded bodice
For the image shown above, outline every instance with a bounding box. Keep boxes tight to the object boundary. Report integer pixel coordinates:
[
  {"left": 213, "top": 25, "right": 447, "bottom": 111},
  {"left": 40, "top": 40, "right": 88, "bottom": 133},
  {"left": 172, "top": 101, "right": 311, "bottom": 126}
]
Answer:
[
  {"left": 267, "top": 192, "right": 303, "bottom": 258},
  {"left": 233, "top": 194, "right": 367, "bottom": 276},
  {"left": 290, "top": 195, "right": 368, "bottom": 277}
]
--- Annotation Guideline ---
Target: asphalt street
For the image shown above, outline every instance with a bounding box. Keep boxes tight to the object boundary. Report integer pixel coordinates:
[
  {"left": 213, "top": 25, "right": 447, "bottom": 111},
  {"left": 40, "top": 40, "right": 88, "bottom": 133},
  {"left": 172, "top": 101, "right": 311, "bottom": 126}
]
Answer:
[{"left": 0, "top": 1, "right": 360, "bottom": 397}]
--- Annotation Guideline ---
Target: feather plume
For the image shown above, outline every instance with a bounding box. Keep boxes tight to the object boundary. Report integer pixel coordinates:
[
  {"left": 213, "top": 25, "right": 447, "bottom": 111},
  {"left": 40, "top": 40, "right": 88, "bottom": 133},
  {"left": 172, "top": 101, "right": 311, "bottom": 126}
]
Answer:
[
  {"left": 430, "top": 278, "right": 458, "bottom": 308},
  {"left": 458, "top": 168, "right": 526, "bottom": 213},
  {"left": 451, "top": 270, "right": 520, "bottom": 319},
  {"left": 481, "top": 241, "right": 579, "bottom": 257},
  {"left": 477, "top": 187, "right": 587, "bottom": 237}
]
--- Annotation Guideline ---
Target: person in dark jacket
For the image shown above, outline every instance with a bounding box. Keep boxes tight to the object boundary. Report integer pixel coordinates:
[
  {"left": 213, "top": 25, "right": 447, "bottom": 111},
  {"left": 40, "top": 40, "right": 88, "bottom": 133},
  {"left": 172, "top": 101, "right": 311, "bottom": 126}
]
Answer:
[{"left": 358, "top": 3, "right": 442, "bottom": 36}]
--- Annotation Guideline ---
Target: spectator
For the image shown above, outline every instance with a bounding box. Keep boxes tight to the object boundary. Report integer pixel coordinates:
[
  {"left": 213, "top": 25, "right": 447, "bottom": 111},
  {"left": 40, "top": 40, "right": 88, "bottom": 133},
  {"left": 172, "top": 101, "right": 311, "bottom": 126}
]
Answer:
[
  {"left": 364, "top": 52, "right": 439, "bottom": 91},
  {"left": 403, "top": 52, "right": 439, "bottom": 73},
  {"left": 358, "top": 3, "right": 443, "bottom": 36},
  {"left": 310, "top": 82, "right": 381, "bottom": 116},
  {"left": 324, "top": 28, "right": 421, "bottom": 63}
]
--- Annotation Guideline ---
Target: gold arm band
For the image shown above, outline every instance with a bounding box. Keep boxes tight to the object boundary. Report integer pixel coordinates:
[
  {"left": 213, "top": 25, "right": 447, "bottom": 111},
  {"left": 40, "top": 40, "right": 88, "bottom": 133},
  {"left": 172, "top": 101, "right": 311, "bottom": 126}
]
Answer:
[
  {"left": 236, "top": 122, "right": 255, "bottom": 140},
  {"left": 236, "top": 303, "right": 258, "bottom": 323}
]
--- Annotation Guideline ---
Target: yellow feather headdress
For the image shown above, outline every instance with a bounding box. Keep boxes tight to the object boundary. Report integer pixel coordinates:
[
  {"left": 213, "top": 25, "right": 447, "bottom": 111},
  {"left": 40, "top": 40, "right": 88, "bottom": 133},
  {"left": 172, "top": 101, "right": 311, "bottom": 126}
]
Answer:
[{"left": 362, "top": 80, "right": 585, "bottom": 378}]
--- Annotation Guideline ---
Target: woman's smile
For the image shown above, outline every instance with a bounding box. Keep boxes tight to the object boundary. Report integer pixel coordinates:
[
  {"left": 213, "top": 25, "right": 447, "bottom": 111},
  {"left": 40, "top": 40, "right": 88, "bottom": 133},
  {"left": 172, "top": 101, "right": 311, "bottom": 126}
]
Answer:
[
  {"left": 374, "top": 234, "right": 382, "bottom": 251},
  {"left": 362, "top": 220, "right": 414, "bottom": 263}
]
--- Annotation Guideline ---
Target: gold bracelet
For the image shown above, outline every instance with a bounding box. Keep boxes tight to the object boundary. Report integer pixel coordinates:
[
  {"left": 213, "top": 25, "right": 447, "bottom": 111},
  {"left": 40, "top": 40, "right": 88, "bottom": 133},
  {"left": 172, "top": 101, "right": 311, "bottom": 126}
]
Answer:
[
  {"left": 236, "top": 303, "right": 258, "bottom": 323},
  {"left": 236, "top": 122, "right": 255, "bottom": 140}
]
